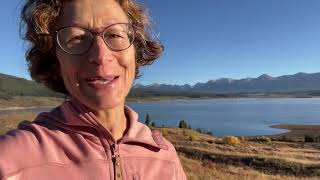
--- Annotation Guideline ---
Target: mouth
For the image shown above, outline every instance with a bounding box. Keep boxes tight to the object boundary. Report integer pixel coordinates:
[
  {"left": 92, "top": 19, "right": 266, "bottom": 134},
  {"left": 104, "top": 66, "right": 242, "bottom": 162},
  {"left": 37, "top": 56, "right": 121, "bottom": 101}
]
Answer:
[{"left": 84, "top": 75, "right": 120, "bottom": 86}]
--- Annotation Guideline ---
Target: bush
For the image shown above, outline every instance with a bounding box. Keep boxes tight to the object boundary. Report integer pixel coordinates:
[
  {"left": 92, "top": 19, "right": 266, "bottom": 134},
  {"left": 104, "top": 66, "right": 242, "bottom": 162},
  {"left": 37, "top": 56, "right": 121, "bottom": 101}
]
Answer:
[
  {"left": 223, "top": 136, "right": 241, "bottom": 145},
  {"left": 151, "top": 121, "right": 156, "bottom": 127},
  {"left": 280, "top": 135, "right": 290, "bottom": 142},
  {"left": 182, "top": 130, "right": 188, "bottom": 136},
  {"left": 195, "top": 128, "right": 202, "bottom": 133},
  {"left": 305, "top": 135, "right": 320, "bottom": 142},
  {"left": 260, "top": 137, "right": 272, "bottom": 144},
  {"left": 161, "top": 129, "right": 168, "bottom": 137},
  {"left": 239, "top": 136, "right": 246, "bottom": 142},
  {"left": 257, "top": 137, "right": 272, "bottom": 143},
  {"left": 189, "top": 135, "right": 197, "bottom": 142}
]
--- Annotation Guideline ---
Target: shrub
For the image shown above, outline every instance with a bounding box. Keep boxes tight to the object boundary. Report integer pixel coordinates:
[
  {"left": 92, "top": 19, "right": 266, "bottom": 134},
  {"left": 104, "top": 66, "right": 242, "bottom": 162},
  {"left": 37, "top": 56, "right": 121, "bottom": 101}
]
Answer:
[
  {"left": 305, "top": 135, "right": 320, "bottom": 142},
  {"left": 189, "top": 135, "right": 197, "bottom": 142},
  {"left": 258, "top": 136, "right": 272, "bottom": 143},
  {"left": 223, "top": 136, "right": 240, "bottom": 145},
  {"left": 182, "top": 130, "right": 188, "bottom": 136},
  {"left": 260, "top": 137, "right": 272, "bottom": 144},
  {"left": 239, "top": 136, "right": 246, "bottom": 142},
  {"left": 195, "top": 128, "right": 202, "bottom": 133},
  {"left": 161, "top": 129, "right": 168, "bottom": 137},
  {"left": 151, "top": 121, "right": 156, "bottom": 127},
  {"left": 280, "top": 135, "right": 290, "bottom": 142}
]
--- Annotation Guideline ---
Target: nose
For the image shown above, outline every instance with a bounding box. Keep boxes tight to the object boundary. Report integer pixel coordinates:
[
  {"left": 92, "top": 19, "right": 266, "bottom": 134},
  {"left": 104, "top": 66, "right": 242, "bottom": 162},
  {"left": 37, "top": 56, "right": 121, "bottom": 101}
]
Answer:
[{"left": 86, "top": 36, "right": 114, "bottom": 65}]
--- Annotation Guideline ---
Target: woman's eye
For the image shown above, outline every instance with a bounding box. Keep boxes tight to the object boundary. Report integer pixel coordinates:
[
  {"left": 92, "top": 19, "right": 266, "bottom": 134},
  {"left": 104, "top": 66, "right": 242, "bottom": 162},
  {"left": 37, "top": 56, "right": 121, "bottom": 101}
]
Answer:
[
  {"left": 106, "top": 33, "right": 125, "bottom": 39},
  {"left": 66, "top": 35, "right": 87, "bottom": 44}
]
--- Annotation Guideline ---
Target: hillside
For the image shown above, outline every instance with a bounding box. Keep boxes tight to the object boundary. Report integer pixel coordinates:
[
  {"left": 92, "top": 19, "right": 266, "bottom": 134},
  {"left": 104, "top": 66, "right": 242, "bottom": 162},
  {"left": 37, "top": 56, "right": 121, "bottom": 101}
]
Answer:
[
  {"left": 160, "top": 128, "right": 320, "bottom": 180},
  {"left": 3, "top": 72, "right": 320, "bottom": 105},
  {"left": 0, "top": 73, "right": 63, "bottom": 99}
]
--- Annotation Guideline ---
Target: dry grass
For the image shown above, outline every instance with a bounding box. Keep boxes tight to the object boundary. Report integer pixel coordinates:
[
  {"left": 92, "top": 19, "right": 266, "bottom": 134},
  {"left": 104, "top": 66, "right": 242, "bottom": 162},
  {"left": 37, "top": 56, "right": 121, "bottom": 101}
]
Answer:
[
  {"left": 180, "top": 155, "right": 319, "bottom": 180},
  {"left": 0, "top": 113, "right": 36, "bottom": 135},
  {"left": 159, "top": 128, "right": 320, "bottom": 179},
  {"left": 0, "top": 96, "right": 63, "bottom": 108}
]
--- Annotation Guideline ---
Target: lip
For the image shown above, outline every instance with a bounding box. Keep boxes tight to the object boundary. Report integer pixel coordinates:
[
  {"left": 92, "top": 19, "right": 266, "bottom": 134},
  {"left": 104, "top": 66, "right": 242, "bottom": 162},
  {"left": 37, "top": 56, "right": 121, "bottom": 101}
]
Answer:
[
  {"left": 85, "top": 75, "right": 119, "bottom": 81},
  {"left": 84, "top": 75, "right": 120, "bottom": 90}
]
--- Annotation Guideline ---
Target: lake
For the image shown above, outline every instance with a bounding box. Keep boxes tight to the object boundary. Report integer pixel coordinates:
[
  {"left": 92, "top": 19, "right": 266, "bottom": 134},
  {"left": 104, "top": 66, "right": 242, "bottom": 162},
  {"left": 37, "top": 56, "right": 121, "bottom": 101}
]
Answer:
[
  {"left": 128, "top": 98, "right": 320, "bottom": 137},
  {"left": 2, "top": 98, "right": 320, "bottom": 137}
]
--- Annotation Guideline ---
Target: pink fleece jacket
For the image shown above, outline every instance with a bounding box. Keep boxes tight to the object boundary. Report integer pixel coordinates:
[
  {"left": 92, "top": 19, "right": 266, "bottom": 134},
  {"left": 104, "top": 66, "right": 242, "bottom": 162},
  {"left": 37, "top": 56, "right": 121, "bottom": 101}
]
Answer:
[{"left": 0, "top": 99, "right": 187, "bottom": 180}]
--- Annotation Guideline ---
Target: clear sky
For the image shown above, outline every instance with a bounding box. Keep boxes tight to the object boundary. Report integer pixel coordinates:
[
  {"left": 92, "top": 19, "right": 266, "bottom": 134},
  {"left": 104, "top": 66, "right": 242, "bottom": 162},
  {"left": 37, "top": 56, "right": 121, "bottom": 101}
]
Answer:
[{"left": 1, "top": 0, "right": 320, "bottom": 85}]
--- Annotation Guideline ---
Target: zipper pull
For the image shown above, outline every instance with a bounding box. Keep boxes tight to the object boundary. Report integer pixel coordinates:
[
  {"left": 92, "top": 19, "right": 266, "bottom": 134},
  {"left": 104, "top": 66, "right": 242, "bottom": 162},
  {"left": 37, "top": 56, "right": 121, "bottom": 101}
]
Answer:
[
  {"left": 111, "top": 144, "right": 122, "bottom": 180},
  {"left": 111, "top": 143, "right": 117, "bottom": 159}
]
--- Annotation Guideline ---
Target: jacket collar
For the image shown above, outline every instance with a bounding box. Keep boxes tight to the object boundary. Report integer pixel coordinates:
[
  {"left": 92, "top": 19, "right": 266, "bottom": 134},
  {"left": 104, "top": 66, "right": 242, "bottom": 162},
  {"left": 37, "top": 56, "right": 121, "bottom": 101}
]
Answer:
[{"left": 57, "top": 98, "right": 167, "bottom": 150}]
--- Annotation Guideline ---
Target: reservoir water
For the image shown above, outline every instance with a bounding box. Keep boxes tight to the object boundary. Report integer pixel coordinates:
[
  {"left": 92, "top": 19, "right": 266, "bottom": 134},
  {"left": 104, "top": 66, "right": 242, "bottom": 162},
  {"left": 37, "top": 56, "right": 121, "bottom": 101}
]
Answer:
[
  {"left": 2, "top": 98, "right": 320, "bottom": 137},
  {"left": 128, "top": 98, "right": 320, "bottom": 136}
]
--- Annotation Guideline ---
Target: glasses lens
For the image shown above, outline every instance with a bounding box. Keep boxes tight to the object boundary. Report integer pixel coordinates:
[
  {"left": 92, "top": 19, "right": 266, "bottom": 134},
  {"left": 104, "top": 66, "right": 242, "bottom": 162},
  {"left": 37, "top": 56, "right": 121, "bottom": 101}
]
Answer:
[
  {"left": 57, "top": 27, "right": 92, "bottom": 54},
  {"left": 103, "top": 24, "right": 134, "bottom": 51}
]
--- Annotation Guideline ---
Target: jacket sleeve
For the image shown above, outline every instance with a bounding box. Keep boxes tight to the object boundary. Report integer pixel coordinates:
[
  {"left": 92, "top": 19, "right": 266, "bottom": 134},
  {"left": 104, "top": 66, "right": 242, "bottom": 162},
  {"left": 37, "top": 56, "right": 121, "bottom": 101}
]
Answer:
[
  {"left": 175, "top": 155, "right": 187, "bottom": 180},
  {"left": 161, "top": 137, "right": 187, "bottom": 180}
]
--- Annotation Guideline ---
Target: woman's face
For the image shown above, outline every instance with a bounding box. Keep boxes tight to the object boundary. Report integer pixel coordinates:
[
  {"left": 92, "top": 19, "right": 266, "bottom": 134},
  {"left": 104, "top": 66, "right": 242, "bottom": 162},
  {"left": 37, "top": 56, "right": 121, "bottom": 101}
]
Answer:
[{"left": 56, "top": 0, "right": 136, "bottom": 110}]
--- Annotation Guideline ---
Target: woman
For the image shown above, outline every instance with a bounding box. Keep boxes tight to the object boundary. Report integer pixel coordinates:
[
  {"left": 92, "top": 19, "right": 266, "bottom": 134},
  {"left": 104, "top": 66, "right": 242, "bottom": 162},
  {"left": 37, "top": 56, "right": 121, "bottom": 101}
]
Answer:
[{"left": 0, "top": 0, "right": 186, "bottom": 179}]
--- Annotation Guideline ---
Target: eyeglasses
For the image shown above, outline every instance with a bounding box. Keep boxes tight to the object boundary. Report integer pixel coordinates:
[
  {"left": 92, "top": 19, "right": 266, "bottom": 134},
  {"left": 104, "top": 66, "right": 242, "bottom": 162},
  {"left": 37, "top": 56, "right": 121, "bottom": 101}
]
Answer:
[{"left": 55, "top": 23, "right": 135, "bottom": 55}]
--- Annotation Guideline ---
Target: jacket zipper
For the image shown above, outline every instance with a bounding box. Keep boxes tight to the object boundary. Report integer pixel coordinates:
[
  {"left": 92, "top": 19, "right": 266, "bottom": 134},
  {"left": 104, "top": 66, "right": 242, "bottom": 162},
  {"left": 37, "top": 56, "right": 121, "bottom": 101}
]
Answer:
[{"left": 111, "top": 143, "right": 122, "bottom": 180}]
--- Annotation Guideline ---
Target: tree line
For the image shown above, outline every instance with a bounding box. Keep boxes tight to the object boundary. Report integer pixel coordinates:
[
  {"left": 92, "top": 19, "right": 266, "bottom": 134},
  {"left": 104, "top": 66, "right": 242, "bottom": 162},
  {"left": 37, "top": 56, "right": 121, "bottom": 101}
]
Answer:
[{"left": 144, "top": 113, "right": 213, "bottom": 136}]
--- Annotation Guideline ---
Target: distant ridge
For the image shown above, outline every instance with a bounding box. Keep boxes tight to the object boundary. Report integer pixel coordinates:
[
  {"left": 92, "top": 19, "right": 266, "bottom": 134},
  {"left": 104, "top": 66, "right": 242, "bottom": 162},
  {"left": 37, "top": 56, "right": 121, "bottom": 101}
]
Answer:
[
  {"left": 0, "top": 73, "right": 63, "bottom": 99},
  {"left": 133, "top": 72, "right": 320, "bottom": 93},
  {"left": 2, "top": 72, "right": 320, "bottom": 99}
]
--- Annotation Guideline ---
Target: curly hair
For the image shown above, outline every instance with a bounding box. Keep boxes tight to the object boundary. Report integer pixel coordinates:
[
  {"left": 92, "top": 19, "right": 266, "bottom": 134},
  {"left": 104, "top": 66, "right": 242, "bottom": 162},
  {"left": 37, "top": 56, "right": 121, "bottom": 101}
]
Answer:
[{"left": 20, "top": 0, "right": 164, "bottom": 95}]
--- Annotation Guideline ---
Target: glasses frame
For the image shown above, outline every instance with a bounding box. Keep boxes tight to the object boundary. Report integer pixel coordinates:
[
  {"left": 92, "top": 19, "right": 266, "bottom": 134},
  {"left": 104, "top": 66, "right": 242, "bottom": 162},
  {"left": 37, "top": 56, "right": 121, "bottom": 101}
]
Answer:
[{"left": 54, "top": 23, "right": 135, "bottom": 55}]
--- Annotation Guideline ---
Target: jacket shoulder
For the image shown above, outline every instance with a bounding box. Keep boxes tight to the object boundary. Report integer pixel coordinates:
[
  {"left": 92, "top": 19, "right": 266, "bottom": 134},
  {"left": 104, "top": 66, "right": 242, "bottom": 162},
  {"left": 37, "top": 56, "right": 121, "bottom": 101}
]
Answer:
[
  {"left": 0, "top": 121, "right": 43, "bottom": 179},
  {"left": 148, "top": 129, "right": 187, "bottom": 179},
  {"left": 0, "top": 108, "right": 64, "bottom": 179},
  {"left": 150, "top": 129, "right": 180, "bottom": 158}
]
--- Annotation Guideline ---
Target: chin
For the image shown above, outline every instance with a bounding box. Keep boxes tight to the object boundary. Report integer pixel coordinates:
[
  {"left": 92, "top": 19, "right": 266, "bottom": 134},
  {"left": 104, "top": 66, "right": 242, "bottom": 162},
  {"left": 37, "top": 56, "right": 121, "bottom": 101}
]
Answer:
[{"left": 81, "top": 94, "right": 126, "bottom": 111}]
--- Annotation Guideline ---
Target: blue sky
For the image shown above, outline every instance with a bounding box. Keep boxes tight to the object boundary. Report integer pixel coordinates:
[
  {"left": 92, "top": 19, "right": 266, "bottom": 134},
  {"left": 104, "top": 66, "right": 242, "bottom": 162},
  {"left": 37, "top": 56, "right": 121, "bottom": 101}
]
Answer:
[{"left": 1, "top": 0, "right": 320, "bottom": 85}]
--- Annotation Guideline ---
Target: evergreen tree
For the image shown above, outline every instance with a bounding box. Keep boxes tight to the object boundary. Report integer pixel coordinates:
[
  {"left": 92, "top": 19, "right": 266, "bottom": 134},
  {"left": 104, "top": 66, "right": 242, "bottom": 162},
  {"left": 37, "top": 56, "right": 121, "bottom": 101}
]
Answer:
[
  {"left": 145, "top": 113, "right": 151, "bottom": 126},
  {"left": 178, "top": 120, "right": 188, "bottom": 128},
  {"left": 151, "top": 121, "right": 156, "bottom": 127},
  {"left": 196, "top": 128, "right": 202, "bottom": 133}
]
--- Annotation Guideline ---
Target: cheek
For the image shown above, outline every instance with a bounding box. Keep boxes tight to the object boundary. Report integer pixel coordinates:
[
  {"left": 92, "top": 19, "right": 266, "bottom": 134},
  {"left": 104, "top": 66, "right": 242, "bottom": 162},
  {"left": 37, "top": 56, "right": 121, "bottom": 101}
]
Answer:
[
  {"left": 56, "top": 51, "right": 80, "bottom": 87},
  {"left": 120, "top": 48, "right": 136, "bottom": 74}
]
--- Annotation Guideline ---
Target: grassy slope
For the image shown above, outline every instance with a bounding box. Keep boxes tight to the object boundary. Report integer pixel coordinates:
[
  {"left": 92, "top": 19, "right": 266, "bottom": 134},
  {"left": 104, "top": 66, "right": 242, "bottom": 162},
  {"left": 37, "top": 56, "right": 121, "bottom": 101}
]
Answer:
[
  {"left": 159, "top": 128, "right": 320, "bottom": 179},
  {"left": 1, "top": 114, "right": 319, "bottom": 179},
  {"left": 0, "top": 73, "right": 63, "bottom": 99},
  {"left": 0, "top": 96, "right": 64, "bottom": 108}
]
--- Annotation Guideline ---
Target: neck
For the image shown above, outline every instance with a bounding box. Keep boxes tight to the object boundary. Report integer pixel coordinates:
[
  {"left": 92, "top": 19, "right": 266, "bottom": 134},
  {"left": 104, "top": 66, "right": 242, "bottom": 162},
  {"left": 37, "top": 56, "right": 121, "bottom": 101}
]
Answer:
[{"left": 94, "top": 104, "right": 128, "bottom": 142}]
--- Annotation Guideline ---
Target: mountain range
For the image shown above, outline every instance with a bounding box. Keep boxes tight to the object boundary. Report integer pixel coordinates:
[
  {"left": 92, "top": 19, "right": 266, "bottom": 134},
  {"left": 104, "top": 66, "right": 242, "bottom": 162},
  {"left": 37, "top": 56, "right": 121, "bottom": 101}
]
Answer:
[
  {"left": 2, "top": 72, "right": 320, "bottom": 99},
  {"left": 133, "top": 72, "right": 320, "bottom": 93}
]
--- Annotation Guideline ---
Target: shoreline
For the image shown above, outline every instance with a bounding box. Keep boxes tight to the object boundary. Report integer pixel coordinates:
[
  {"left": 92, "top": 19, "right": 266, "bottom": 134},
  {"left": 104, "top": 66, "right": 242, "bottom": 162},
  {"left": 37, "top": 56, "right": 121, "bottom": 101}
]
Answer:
[
  {"left": 265, "top": 124, "right": 320, "bottom": 141},
  {"left": 0, "top": 106, "right": 57, "bottom": 111},
  {"left": 2, "top": 96, "right": 320, "bottom": 109}
]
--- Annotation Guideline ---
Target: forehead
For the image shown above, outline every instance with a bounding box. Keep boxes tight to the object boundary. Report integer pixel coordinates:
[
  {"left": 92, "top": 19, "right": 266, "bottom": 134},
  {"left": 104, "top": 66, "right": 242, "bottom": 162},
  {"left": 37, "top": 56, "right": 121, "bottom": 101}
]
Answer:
[{"left": 57, "top": 0, "right": 129, "bottom": 29}]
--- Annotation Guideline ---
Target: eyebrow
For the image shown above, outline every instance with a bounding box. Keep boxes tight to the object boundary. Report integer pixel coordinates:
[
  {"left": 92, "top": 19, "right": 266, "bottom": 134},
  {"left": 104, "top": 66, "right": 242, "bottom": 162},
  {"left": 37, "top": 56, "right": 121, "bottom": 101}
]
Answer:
[{"left": 56, "top": 22, "right": 130, "bottom": 32}]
